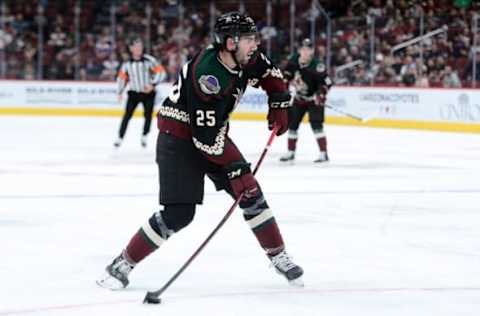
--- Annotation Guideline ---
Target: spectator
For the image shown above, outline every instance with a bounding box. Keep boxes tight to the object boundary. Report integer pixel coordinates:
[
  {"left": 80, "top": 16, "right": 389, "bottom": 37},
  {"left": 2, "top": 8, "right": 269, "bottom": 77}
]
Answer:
[
  {"left": 47, "top": 26, "right": 67, "bottom": 51},
  {"left": 391, "top": 55, "right": 404, "bottom": 78},
  {"left": 23, "top": 64, "right": 35, "bottom": 80},
  {"left": 0, "top": 26, "right": 14, "bottom": 51},
  {"left": 0, "top": 0, "right": 479, "bottom": 87},
  {"left": 99, "top": 54, "right": 119, "bottom": 81},
  {"left": 352, "top": 65, "right": 369, "bottom": 86},
  {"left": 442, "top": 65, "right": 462, "bottom": 88},
  {"left": 416, "top": 74, "right": 430, "bottom": 87},
  {"left": 428, "top": 70, "right": 443, "bottom": 87},
  {"left": 400, "top": 56, "right": 416, "bottom": 76},
  {"left": 402, "top": 66, "right": 417, "bottom": 86}
]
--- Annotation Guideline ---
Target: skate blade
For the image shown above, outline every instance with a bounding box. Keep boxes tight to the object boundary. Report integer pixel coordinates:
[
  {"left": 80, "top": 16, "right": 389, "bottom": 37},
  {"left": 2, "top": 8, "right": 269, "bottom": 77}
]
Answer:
[
  {"left": 96, "top": 273, "right": 125, "bottom": 290},
  {"left": 288, "top": 277, "right": 304, "bottom": 287}
]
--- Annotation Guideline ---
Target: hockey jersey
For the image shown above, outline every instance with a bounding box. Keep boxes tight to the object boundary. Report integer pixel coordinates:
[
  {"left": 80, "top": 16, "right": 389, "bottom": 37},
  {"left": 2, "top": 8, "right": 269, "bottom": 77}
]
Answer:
[
  {"left": 283, "top": 54, "right": 332, "bottom": 101},
  {"left": 158, "top": 45, "right": 290, "bottom": 167}
]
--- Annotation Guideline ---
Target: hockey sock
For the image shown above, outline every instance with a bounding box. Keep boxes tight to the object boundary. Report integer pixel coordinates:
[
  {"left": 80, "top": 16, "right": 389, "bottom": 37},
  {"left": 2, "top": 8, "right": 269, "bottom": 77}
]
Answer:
[
  {"left": 125, "top": 215, "right": 168, "bottom": 263},
  {"left": 287, "top": 130, "right": 298, "bottom": 152},
  {"left": 244, "top": 209, "right": 285, "bottom": 256},
  {"left": 315, "top": 132, "right": 328, "bottom": 153}
]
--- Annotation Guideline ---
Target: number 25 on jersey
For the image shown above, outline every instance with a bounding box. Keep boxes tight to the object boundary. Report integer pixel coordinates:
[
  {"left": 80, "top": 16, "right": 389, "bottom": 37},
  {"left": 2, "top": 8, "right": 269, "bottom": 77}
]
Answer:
[{"left": 196, "top": 110, "right": 216, "bottom": 127}]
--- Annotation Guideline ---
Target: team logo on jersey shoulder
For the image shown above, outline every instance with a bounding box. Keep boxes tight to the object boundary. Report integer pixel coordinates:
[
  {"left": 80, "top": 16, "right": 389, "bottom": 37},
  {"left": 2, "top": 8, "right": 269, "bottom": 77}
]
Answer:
[{"left": 199, "top": 75, "right": 221, "bottom": 95}]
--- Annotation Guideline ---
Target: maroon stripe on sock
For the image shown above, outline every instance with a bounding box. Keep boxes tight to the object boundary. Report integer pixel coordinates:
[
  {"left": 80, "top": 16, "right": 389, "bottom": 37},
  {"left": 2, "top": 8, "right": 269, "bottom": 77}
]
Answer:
[
  {"left": 288, "top": 138, "right": 297, "bottom": 151},
  {"left": 316, "top": 136, "right": 327, "bottom": 152},
  {"left": 125, "top": 229, "right": 157, "bottom": 264},
  {"left": 252, "top": 218, "right": 285, "bottom": 255}
]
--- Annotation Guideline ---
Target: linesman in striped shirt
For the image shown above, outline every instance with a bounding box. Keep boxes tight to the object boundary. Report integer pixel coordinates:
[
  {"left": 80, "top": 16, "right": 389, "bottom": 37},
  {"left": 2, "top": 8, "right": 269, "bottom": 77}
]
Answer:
[{"left": 114, "top": 37, "right": 166, "bottom": 148}]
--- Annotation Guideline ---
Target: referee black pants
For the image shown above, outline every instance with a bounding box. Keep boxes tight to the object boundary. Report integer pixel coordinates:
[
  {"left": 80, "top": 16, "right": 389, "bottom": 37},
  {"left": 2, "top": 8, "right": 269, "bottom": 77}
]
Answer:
[{"left": 118, "top": 91, "right": 156, "bottom": 138}]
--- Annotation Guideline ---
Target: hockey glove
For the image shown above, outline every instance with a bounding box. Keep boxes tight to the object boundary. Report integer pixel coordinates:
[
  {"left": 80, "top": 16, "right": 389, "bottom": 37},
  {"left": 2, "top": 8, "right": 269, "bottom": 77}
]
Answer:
[
  {"left": 267, "top": 91, "right": 291, "bottom": 136},
  {"left": 267, "top": 108, "right": 288, "bottom": 136},
  {"left": 315, "top": 87, "right": 328, "bottom": 106},
  {"left": 225, "top": 162, "right": 258, "bottom": 200}
]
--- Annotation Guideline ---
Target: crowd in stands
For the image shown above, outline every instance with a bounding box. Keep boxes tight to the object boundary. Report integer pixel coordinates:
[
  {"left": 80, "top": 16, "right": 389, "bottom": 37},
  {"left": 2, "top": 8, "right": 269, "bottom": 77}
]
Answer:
[
  {"left": 0, "top": 0, "right": 479, "bottom": 88},
  {"left": 330, "top": 0, "right": 480, "bottom": 87}
]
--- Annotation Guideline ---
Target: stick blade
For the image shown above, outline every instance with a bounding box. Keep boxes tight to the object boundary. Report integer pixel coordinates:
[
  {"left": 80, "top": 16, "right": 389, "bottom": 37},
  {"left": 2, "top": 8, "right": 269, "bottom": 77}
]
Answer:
[{"left": 143, "top": 292, "right": 162, "bottom": 304}]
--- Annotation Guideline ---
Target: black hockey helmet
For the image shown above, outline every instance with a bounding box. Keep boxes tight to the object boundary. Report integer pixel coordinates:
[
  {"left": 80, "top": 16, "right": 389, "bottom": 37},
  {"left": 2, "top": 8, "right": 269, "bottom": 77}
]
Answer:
[{"left": 213, "top": 12, "right": 258, "bottom": 47}]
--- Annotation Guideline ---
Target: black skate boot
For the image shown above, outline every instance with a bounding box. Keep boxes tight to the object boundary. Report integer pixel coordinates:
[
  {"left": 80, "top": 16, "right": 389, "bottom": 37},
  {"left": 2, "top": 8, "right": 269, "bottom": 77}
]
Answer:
[
  {"left": 314, "top": 151, "right": 329, "bottom": 163},
  {"left": 279, "top": 151, "right": 295, "bottom": 163},
  {"left": 269, "top": 250, "right": 304, "bottom": 287},
  {"left": 96, "top": 252, "right": 134, "bottom": 290}
]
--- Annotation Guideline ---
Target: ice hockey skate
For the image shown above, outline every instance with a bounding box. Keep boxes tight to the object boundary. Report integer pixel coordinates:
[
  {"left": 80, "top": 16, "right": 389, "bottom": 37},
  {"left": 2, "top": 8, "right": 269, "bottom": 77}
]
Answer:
[
  {"left": 269, "top": 250, "right": 304, "bottom": 287},
  {"left": 96, "top": 253, "right": 134, "bottom": 290},
  {"left": 279, "top": 151, "right": 295, "bottom": 163},
  {"left": 314, "top": 151, "right": 329, "bottom": 163}
]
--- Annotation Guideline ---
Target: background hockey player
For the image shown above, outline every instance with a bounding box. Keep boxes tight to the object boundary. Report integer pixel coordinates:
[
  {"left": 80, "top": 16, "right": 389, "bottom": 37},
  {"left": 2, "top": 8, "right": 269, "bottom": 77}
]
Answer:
[
  {"left": 97, "top": 12, "right": 304, "bottom": 290},
  {"left": 280, "top": 38, "right": 333, "bottom": 163}
]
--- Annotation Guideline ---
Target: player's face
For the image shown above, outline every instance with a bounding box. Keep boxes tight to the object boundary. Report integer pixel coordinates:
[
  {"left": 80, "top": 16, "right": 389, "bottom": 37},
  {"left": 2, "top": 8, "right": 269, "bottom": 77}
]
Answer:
[
  {"left": 235, "top": 34, "right": 258, "bottom": 65},
  {"left": 299, "top": 46, "right": 314, "bottom": 63}
]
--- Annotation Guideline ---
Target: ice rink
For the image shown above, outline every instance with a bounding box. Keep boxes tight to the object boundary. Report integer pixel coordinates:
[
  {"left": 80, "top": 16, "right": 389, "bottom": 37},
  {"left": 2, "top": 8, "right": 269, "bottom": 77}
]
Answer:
[{"left": 1, "top": 116, "right": 480, "bottom": 316}]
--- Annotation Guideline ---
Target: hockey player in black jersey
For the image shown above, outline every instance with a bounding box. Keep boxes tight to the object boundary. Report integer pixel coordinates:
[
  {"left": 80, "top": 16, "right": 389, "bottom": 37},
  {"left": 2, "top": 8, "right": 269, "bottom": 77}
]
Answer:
[
  {"left": 97, "top": 12, "right": 303, "bottom": 290},
  {"left": 279, "top": 38, "right": 333, "bottom": 163}
]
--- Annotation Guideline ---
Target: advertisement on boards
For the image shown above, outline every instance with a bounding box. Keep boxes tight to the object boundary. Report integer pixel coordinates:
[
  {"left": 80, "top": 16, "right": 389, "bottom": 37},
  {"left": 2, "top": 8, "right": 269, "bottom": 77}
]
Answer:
[{"left": 0, "top": 81, "right": 479, "bottom": 125}]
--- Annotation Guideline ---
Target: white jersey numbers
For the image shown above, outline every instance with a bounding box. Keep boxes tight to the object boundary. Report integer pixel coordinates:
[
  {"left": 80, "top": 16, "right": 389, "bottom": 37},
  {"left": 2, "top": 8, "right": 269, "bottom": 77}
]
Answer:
[{"left": 196, "top": 109, "right": 216, "bottom": 127}]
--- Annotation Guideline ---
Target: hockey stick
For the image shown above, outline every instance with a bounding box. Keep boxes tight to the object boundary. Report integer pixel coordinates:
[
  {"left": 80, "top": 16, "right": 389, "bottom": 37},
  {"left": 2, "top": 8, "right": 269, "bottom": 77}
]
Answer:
[
  {"left": 324, "top": 103, "right": 372, "bottom": 122},
  {"left": 143, "top": 125, "right": 280, "bottom": 304}
]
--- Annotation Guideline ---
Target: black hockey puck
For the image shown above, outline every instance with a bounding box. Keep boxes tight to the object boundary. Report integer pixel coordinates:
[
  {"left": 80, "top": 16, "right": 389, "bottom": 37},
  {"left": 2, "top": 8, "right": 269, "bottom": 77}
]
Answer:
[{"left": 143, "top": 292, "right": 162, "bottom": 304}]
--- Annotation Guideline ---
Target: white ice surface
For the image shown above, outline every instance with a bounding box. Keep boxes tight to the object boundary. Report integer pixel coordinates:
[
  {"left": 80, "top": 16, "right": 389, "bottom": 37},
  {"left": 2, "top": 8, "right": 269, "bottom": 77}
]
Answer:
[{"left": 1, "top": 116, "right": 480, "bottom": 316}]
